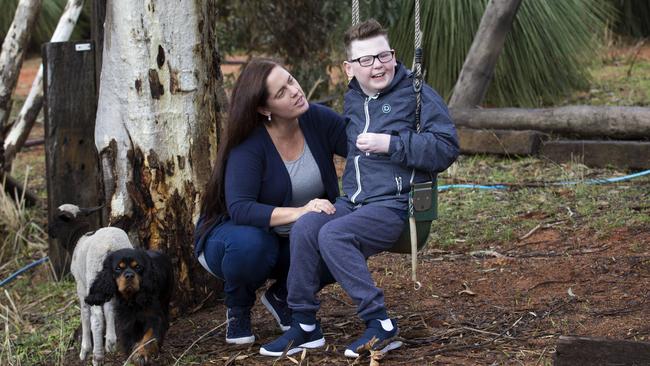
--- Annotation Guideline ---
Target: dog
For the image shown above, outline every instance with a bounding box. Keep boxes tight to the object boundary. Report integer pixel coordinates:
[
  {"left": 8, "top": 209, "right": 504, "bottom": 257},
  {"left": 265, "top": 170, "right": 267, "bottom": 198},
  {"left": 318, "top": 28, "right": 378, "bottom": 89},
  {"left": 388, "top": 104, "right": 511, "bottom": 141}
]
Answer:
[
  {"left": 48, "top": 204, "right": 133, "bottom": 366},
  {"left": 85, "top": 248, "right": 173, "bottom": 366}
]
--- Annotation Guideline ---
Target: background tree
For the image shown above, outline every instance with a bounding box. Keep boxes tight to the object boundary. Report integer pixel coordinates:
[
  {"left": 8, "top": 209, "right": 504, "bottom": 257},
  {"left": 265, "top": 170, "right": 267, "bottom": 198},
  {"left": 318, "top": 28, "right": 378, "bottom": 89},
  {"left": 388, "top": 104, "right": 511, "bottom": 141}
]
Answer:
[
  {"left": 95, "top": 0, "right": 226, "bottom": 311},
  {"left": 611, "top": 0, "right": 650, "bottom": 38},
  {"left": 391, "top": 0, "right": 613, "bottom": 107},
  {"left": 0, "top": 0, "right": 91, "bottom": 50}
]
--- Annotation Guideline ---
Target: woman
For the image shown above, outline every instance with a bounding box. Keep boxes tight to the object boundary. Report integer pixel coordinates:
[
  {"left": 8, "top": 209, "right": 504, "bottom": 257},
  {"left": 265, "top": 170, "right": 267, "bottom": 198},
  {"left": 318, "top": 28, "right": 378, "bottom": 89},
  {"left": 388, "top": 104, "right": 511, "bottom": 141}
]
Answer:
[{"left": 194, "top": 58, "right": 346, "bottom": 345}]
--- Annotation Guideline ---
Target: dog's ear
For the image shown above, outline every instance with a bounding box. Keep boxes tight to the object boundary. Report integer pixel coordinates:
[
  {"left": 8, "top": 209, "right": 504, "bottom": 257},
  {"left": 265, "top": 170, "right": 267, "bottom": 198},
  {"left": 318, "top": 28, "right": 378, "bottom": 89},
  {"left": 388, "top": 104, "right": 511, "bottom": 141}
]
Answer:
[
  {"left": 135, "top": 253, "right": 158, "bottom": 308},
  {"left": 85, "top": 254, "right": 117, "bottom": 305}
]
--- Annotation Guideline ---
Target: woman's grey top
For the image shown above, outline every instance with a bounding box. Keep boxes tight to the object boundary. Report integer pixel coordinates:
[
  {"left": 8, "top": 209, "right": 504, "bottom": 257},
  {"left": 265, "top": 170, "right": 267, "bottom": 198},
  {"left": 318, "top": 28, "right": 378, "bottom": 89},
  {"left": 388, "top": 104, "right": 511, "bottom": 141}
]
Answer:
[{"left": 273, "top": 141, "right": 324, "bottom": 236}]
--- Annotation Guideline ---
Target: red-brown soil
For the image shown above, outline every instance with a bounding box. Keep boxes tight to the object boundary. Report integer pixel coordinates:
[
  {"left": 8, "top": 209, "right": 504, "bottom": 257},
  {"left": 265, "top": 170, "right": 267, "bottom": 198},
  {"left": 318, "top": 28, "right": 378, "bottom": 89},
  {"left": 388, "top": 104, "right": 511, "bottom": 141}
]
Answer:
[{"left": 60, "top": 225, "right": 649, "bottom": 365}]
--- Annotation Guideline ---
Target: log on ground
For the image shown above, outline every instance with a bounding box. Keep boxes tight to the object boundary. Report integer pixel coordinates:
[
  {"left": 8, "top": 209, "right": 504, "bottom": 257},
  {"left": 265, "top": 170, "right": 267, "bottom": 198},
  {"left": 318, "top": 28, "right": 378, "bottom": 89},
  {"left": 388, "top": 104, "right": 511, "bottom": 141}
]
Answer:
[
  {"left": 554, "top": 335, "right": 650, "bottom": 366},
  {"left": 540, "top": 140, "right": 650, "bottom": 170},
  {"left": 450, "top": 106, "right": 650, "bottom": 140},
  {"left": 458, "top": 128, "right": 547, "bottom": 155}
]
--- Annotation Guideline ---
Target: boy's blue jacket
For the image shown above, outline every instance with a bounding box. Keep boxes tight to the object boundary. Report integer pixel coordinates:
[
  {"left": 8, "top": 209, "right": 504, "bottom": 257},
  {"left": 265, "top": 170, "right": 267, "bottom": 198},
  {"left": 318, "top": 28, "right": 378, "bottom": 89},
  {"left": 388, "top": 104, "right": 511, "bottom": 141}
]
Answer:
[{"left": 341, "top": 62, "right": 459, "bottom": 210}]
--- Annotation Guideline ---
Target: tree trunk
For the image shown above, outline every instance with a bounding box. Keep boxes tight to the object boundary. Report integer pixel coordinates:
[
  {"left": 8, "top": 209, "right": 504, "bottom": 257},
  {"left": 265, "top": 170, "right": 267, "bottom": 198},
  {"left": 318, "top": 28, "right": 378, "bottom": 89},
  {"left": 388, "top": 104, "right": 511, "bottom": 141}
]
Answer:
[
  {"left": 0, "top": 0, "right": 42, "bottom": 132},
  {"left": 450, "top": 106, "right": 650, "bottom": 139},
  {"left": 95, "top": 0, "right": 227, "bottom": 312},
  {"left": 0, "top": 0, "right": 42, "bottom": 172},
  {"left": 3, "top": 0, "right": 84, "bottom": 169},
  {"left": 448, "top": 0, "right": 522, "bottom": 108}
]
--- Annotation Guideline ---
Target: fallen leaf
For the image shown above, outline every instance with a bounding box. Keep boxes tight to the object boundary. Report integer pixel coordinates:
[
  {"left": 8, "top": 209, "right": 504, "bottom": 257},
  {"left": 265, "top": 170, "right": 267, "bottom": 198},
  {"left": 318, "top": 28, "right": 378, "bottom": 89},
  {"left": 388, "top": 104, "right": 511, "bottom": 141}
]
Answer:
[
  {"left": 567, "top": 287, "right": 576, "bottom": 297},
  {"left": 458, "top": 282, "right": 476, "bottom": 296}
]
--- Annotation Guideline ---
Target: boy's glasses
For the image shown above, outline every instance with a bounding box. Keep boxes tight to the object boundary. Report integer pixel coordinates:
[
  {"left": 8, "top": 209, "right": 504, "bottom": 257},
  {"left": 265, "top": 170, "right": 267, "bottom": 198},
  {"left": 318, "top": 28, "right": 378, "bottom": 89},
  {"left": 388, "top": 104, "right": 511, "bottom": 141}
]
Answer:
[{"left": 348, "top": 50, "right": 395, "bottom": 67}]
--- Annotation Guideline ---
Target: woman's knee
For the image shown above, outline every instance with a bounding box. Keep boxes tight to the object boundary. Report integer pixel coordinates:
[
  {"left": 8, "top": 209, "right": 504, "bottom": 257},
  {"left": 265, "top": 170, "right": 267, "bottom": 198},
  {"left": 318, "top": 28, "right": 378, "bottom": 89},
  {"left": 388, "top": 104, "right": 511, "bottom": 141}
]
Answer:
[{"left": 220, "top": 226, "right": 279, "bottom": 282}]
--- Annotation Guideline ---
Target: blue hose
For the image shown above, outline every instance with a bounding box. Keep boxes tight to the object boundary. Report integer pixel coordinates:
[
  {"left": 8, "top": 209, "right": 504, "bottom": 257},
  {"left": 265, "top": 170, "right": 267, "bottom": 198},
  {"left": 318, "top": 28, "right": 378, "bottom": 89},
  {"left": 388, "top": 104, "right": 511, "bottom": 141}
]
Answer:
[
  {"left": 438, "top": 169, "right": 650, "bottom": 191},
  {"left": 1, "top": 171, "right": 648, "bottom": 288},
  {"left": 0, "top": 256, "right": 49, "bottom": 287}
]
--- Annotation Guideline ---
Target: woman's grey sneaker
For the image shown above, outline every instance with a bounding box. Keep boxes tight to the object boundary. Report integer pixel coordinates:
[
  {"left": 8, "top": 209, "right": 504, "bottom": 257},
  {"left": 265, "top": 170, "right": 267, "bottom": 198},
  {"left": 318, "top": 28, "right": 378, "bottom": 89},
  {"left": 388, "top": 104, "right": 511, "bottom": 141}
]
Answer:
[
  {"left": 226, "top": 307, "right": 255, "bottom": 344},
  {"left": 260, "top": 321, "right": 325, "bottom": 356},
  {"left": 344, "top": 319, "right": 402, "bottom": 358},
  {"left": 261, "top": 289, "right": 291, "bottom": 331}
]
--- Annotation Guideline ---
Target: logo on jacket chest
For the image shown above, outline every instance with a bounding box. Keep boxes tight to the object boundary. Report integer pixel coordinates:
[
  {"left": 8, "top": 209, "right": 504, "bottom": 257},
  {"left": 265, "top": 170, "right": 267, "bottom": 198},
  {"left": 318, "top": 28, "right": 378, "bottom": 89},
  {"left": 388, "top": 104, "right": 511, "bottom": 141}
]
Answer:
[{"left": 382, "top": 103, "right": 391, "bottom": 114}]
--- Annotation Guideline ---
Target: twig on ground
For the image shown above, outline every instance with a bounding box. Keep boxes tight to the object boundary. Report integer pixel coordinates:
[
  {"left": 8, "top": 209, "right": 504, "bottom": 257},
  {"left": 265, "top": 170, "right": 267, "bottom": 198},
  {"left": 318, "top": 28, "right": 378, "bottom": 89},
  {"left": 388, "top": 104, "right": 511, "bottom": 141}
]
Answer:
[
  {"left": 590, "top": 297, "right": 647, "bottom": 317},
  {"left": 535, "top": 346, "right": 548, "bottom": 366},
  {"left": 469, "top": 250, "right": 505, "bottom": 258},
  {"left": 527, "top": 279, "right": 572, "bottom": 292},
  {"left": 519, "top": 224, "right": 542, "bottom": 240},
  {"left": 173, "top": 319, "right": 228, "bottom": 366},
  {"left": 425, "top": 315, "right": 524, "bottom": 357}
]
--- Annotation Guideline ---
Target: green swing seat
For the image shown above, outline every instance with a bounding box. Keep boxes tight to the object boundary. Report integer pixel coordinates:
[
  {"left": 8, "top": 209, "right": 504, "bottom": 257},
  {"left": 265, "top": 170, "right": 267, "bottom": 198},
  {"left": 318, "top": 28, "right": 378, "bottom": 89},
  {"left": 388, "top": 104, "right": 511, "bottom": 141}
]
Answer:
[{"left": 390, "top": 179, "right": 438, "bottom": 254}]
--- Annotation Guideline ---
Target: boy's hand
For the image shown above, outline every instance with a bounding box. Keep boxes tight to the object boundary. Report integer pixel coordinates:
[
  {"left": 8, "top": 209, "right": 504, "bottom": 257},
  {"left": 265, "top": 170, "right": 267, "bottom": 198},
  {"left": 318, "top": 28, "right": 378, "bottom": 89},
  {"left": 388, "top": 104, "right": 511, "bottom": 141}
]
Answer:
[{"left": 356, "top": 133, "right": 391, "bottom": 154}]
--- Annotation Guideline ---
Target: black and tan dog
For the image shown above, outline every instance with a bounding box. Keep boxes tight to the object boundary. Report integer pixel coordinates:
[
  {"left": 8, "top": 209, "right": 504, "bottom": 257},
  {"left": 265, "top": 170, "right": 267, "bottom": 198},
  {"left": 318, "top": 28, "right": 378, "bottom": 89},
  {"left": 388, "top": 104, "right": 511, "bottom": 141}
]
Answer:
[{"left": 86, "top": 248, "right": 173, "bottom": 366}]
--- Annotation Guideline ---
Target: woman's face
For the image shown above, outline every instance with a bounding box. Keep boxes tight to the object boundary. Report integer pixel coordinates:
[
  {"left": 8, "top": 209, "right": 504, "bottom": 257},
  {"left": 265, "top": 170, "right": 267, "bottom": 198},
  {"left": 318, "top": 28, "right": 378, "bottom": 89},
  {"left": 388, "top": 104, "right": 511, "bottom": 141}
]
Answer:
[{"left": 262, "top": 66, "right": 308, "bottom": 121}]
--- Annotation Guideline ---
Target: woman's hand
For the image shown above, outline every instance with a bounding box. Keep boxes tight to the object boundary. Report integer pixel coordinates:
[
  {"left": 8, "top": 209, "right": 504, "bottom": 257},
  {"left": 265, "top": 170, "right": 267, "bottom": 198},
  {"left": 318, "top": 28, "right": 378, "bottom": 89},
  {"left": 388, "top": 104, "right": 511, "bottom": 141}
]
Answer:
[
  {"left": 301, "top": 198, "right": 336, "bottom": 215},
  {"left": 270, "top": 199, "right": 336, "bottom": 227}
]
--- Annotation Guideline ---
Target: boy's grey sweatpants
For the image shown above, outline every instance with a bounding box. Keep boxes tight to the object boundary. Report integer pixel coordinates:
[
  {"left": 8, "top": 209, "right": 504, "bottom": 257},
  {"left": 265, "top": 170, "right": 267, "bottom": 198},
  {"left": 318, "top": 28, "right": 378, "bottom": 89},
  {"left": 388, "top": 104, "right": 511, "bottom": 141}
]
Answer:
[{"left": 287, "top": 199, "right": 406, "bottom": 324}]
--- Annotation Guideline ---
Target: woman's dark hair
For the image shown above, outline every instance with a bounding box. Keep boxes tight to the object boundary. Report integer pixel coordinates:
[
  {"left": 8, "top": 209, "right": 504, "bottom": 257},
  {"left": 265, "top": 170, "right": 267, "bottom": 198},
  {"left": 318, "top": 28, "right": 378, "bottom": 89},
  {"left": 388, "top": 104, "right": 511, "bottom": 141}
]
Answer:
[{"left": 196, "top": 58, "right": 279, "bottom": 239}]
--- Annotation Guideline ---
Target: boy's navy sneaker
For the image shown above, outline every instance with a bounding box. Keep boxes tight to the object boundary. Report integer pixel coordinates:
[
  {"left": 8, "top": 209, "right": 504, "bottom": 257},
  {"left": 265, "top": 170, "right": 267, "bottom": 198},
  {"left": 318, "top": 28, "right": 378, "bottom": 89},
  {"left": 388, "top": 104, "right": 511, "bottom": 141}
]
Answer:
[
  {"left": 226, "top": 307, "right": 255, "bottom": 344},
  {"left": 344, "top": 319, "right": 402, "bottom": 358},
  {"left": 259, "top": 321, "right": 325, "bottom": 356},
  {"left": 261, "top": 289, "right": 291, "bottom": 331}
]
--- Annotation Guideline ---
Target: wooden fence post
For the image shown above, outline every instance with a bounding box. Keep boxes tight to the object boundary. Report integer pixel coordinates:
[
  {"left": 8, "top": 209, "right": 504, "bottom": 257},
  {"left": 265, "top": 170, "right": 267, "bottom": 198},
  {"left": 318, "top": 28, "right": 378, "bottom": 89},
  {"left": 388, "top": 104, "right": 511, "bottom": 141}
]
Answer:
[{"left": 43, "top": 41, "right": 102, "bottom": 280}]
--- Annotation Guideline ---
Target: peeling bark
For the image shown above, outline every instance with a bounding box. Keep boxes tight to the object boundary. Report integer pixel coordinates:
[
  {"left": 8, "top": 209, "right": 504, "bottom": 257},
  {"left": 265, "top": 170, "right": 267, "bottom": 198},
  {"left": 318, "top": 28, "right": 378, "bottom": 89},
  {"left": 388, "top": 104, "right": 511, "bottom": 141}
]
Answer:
[{"left": 95, "top": 0, "right": 225, "bottom": 311}]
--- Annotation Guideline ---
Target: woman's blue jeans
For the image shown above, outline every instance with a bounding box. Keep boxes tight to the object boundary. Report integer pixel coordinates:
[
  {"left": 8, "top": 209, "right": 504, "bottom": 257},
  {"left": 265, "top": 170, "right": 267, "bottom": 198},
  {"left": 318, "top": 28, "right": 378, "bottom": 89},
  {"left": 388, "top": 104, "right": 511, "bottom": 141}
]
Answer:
[{"left": 200, "top": 219, "right": 333, "bottom": 309}]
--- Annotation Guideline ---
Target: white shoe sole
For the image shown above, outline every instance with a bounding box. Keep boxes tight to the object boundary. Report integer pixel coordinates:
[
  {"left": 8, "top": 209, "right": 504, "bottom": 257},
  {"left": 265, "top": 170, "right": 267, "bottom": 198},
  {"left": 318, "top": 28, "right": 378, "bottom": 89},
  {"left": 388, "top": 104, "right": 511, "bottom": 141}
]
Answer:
[
  {"left": 226, "top": 311, "right": 255, "bottom": 344},
  {"left": 261, "top": 292, "right": 291, "bottom": 332},
  {"left": 226, "top": 335, "right": 255, "bottom": 345},
  {"left": 259, "top": 337, "right": 325, "bottom": 357},
  {"left": 344, "top": 340, "right": 403, "bottom": 358}
]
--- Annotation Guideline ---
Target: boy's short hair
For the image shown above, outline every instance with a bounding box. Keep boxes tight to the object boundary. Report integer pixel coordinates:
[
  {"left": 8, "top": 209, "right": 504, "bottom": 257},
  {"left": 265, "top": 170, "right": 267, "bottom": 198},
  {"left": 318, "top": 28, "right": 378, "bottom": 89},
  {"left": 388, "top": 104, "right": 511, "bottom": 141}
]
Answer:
[{"left": 344, "top": 19, "right": 389, "bottom": 59}]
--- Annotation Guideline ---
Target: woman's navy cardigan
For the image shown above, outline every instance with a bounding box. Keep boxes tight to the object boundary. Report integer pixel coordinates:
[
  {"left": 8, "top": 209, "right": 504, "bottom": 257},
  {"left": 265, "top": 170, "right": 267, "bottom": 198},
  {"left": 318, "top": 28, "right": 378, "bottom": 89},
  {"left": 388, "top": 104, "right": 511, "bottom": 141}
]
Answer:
[{"left": 194, "top": 103, "right": 347, "bottom": 257}]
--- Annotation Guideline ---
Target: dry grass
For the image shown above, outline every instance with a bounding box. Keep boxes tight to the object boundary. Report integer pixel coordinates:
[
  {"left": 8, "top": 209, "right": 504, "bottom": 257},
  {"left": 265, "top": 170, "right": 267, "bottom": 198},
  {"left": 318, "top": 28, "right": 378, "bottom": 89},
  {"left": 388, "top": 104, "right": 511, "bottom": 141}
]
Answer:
[
  {"left": 0, "top": 169, "right": 48, "bottom": 264},
  {"left": 0, "top": 173, "right": 30, "bottom": 264}
]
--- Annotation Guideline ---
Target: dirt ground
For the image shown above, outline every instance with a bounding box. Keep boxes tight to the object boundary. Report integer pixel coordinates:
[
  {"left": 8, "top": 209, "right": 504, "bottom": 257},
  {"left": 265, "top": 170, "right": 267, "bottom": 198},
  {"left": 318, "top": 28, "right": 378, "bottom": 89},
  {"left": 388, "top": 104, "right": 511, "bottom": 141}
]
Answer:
[
  {"left": 14, "top": 48, "right": 648, "bottom": 365},
  {"left": 58, "top": 225, "right": 649, "bottom": 366}
]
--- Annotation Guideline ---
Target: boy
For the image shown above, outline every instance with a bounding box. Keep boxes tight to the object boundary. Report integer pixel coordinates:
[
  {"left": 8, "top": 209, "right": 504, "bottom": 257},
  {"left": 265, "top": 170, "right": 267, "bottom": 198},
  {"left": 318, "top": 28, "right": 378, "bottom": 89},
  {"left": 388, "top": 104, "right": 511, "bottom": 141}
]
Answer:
[{"left": 260, "top": 19, "right": 459, "bottom": 358}]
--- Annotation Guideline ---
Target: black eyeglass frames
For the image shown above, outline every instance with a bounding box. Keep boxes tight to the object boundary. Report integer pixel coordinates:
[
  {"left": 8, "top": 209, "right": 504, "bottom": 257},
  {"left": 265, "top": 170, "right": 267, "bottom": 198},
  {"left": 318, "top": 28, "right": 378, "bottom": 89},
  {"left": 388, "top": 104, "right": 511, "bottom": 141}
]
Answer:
[{"left": 348, "top": 50, "right": 394, "bottom": 67}]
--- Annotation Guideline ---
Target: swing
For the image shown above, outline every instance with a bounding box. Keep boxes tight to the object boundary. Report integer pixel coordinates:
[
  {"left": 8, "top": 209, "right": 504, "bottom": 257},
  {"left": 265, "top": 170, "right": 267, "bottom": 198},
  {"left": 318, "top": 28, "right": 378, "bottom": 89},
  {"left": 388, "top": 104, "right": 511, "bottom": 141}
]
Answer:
[{"left": 352, "top": 0, "right": 437, "bottom": 284}]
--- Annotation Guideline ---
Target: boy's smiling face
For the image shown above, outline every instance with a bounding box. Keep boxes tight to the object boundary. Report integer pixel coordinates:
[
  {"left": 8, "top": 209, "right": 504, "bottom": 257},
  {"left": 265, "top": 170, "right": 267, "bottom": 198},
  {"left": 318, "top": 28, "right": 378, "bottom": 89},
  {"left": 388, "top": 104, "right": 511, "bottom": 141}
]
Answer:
[{"left": 345, "top": 35, "right": 396, "bottom": 96}]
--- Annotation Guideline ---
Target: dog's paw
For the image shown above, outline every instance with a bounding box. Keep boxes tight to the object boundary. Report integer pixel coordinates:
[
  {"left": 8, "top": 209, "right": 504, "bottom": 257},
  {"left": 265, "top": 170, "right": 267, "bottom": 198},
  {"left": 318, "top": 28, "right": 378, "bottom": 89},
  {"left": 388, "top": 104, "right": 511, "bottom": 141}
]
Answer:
[{"left": 131, "top": 339, "right": 159, "bottom": 366}]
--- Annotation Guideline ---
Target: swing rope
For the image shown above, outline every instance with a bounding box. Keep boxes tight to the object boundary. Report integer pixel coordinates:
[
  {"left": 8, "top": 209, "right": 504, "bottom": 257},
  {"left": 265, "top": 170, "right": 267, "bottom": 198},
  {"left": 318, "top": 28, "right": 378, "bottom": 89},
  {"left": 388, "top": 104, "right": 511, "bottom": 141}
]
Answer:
[
  {"left": 411, "top": 0, "right": 424, "bottom": 288},
  {"left": 350, "top": 0, "right": 425, "bottom": 288},
  {"left": 352, "top": 0, "right": 360, "bottom": 26}
]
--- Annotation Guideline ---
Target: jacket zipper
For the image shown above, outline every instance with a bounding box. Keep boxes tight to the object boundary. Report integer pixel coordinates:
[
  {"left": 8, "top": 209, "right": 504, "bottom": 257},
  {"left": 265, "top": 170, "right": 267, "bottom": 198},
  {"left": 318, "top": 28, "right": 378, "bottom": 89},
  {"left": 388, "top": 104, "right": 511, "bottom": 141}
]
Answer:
[
  {"left": 350, "top": 155, "right": 362, "bottom": 203},
  {"left": 351, "top": 97, "right": 371, "bottom": 204},
  {"left": 395, "top": 176, "right": 403, "bottom": 196}
]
